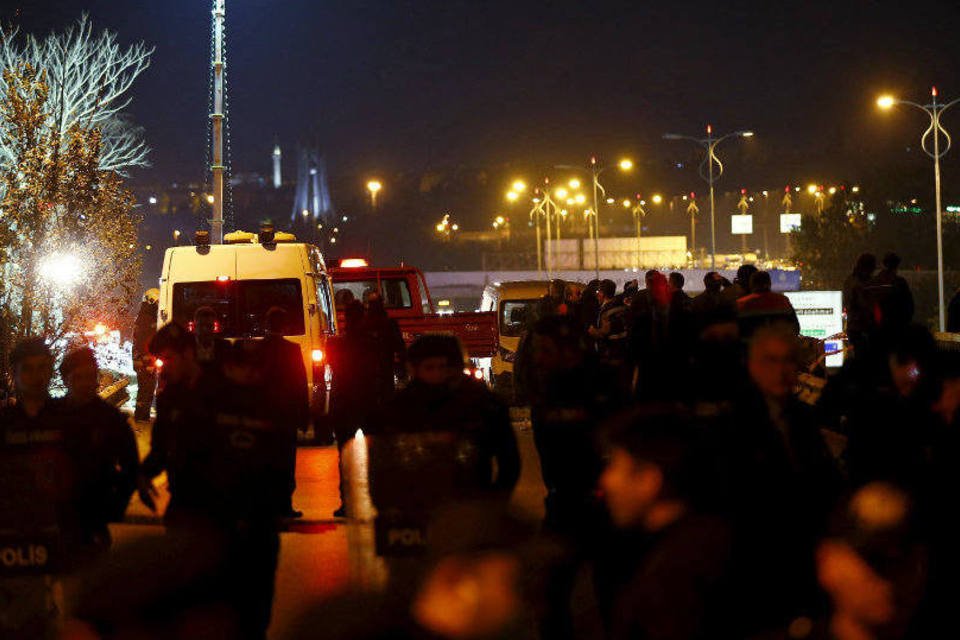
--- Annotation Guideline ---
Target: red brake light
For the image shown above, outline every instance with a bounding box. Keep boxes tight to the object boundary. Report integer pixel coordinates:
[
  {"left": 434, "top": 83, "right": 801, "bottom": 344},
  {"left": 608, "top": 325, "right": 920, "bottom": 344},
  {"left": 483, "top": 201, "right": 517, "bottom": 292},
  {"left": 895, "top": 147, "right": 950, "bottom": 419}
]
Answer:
[
  {"left": 154, "top": 358, "right": 164, "bottom": 369},
  {"left": 311, "top": 349, "right": 324, "bottom": 364},
  {"left": 339, "top": 258, "right": 368, "bottom": 268}
]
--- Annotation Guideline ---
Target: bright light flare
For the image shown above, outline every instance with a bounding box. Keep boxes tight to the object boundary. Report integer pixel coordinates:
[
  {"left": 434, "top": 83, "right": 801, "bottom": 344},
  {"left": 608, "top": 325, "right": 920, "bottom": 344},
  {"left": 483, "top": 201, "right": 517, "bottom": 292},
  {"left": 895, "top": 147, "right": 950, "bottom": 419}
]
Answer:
[
  {"left": 574, "top": 193, "right": 586, "bottom": 205},
  {"left": 39, "top": 253, "right": 85, "bottom": 290},
  {"left": 511, "top": 180, "right": 527, "bottom": 193},
  {"left": 807, "top": 184, "right": 819, "bottom": 195},
  {"left": 506, "top": 191, "right": 519, "bottom": 202},
  {"left": 618, "top": 158, "right": 634, "bottom": 171},
  {"left": 568, "top": 178, "right": 582, "bottom": 190},
  {"left": 555, "top": 187, "right": 569, "bottom": 199},
  {"left": 651, "top": 194, "right": 663, "bottom": 205},
  {"left": 366, "top": 180, "right": 383, "bottom": 194},
  {"left": 622, "top": 199, "right": 632, "bottom": 208},
  {"left": 741, "top": 131, "right": 755, "bottom": 138},
  {"left": 877, "top": 95, "right": 896, "bottom": 110}
]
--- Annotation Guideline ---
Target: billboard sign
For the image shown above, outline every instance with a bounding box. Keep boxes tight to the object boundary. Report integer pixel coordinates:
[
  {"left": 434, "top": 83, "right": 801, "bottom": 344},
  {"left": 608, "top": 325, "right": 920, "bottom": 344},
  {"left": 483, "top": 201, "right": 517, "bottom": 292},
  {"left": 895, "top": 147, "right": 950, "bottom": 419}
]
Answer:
[
  {"left": 731, "top": 214, "right": 753, "bottom": 235},
  {"left": 784, "top": 290, "right": 844, "bottom": 367},
  {"left": 780, "top": 213, "right": 802, "bottom": 233}
]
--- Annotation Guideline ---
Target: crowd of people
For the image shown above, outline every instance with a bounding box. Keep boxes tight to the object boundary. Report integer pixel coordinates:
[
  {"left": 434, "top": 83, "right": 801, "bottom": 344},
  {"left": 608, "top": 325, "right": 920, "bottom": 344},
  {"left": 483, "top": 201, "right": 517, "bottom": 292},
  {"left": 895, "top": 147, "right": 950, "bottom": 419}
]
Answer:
[{"left": 1, "top": 254, "right": 956, "bottom": 640}]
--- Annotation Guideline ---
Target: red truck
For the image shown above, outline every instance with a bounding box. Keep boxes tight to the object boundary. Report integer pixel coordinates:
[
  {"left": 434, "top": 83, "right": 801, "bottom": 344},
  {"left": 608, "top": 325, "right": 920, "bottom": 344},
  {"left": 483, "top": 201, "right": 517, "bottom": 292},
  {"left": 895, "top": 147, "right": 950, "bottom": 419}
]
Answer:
[{"left": 329, "top": 259, "right": 498, "bottom": 359}]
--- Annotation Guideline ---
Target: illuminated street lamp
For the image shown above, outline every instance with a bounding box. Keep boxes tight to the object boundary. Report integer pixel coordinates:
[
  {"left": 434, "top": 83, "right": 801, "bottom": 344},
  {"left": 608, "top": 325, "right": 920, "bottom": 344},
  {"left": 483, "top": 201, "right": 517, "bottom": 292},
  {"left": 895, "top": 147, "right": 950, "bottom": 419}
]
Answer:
[
  {"left": 664, "top": 126, "right": 754, "bottom": 268},
  {"left": 651, "top": 194, "right": 663, "bottom": 205},
  {"left": 506, "top": 190, "right": 520, "bottom": 202},
  {"left": 555, "top": 156, "right": 634, "bottom": 278},
  {"left": 877, "top": 87, "right": 960, "bottom": 331},
  {"left": 366, "top": 179, "right": 383, "bottom": 208},
  {"left": 568, "top": 178, "right": 582, "bottom": 190},
  {"left": 511, "top": 180, "right": 527, "bottom": 193}
]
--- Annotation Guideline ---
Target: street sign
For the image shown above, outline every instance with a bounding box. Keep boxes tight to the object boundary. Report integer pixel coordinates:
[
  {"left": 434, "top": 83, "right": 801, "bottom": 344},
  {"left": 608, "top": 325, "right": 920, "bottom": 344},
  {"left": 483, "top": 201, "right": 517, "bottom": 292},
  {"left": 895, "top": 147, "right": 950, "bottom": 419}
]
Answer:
[
  {"left": 780, "top": 213, "right": 802, "bottom": 233},
  {"left": 784, "top": 290, "right": 844, "bottom": 367},
  {"left": 731, "top": 214, "right": 753, "bottom": 234}
]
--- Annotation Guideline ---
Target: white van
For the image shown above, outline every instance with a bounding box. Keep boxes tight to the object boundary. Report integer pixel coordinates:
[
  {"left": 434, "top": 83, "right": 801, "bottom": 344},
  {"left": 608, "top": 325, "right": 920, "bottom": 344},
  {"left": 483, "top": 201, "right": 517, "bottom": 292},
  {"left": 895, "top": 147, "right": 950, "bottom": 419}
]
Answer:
[
  {"left": 480, "top": 281, "right": 553, "bottom": 393},
  {"left": 157, "top": 230, "right": 337, "bottom": 420}
]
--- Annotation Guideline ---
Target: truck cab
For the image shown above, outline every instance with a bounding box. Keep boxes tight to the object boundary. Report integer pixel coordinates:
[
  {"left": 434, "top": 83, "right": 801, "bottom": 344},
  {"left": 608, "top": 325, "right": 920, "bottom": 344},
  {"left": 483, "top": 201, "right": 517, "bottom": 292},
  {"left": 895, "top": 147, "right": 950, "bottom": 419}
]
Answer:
[
  {"left": 157, "top": 230, "right": 337, "bottom": 420},
  {"left": 329, "top": 260, "right": 498, "bottom": 361}
]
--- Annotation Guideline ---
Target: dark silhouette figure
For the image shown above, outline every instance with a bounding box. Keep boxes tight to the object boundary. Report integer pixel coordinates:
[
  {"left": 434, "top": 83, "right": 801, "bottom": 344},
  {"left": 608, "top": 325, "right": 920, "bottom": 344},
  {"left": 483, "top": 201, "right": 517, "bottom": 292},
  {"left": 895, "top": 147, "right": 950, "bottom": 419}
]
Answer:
[
  {"left": 328, "top": 300, "right": 378, "bottom": 517},
  {"left": 260, "top": 306, "right": 310, "bottom": 519},
  {"left": 132, "top": 289, "right": 159, "bottom": 421}
]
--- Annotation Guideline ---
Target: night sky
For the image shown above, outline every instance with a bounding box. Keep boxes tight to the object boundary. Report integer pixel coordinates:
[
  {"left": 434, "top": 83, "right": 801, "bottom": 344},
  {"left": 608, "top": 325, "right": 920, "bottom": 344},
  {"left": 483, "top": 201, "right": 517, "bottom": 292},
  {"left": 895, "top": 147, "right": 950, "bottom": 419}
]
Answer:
[{"left": 5, "top": 1, "right": 960, "bottom": 185}]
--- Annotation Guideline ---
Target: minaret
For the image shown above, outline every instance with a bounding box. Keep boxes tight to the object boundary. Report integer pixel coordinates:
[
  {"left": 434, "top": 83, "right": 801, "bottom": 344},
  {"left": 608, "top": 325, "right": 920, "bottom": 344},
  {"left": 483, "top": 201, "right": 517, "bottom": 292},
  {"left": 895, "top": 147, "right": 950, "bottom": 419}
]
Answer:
[{"left": 272, "top": 143, "right": 282, "bottom": 189}]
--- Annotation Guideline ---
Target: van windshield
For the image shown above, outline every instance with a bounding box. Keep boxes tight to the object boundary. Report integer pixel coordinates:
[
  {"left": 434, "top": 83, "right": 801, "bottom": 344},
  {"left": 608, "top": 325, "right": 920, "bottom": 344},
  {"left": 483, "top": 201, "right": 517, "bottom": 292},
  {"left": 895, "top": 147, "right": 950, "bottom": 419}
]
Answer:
[
  {"left": 172, "top": 279, "right": 305, "bottom": 337},
  {"left": 500, "top": 299, "right": 540, "bottom": 337}
]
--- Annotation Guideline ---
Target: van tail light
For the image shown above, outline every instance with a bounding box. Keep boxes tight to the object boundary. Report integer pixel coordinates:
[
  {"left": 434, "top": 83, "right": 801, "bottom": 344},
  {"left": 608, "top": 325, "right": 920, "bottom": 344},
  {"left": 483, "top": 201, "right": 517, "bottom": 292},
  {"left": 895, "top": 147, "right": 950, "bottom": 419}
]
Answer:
[{"left": 311, "top": 349, "right": 325, "bottom": 364}]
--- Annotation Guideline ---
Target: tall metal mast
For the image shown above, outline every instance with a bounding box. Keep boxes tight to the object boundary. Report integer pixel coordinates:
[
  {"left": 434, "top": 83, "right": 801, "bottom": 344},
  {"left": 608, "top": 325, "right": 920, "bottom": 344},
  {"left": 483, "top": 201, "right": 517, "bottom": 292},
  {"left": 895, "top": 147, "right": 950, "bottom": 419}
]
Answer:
[{"left": 210, "top": 0, "right": 225, "bottom": 243}]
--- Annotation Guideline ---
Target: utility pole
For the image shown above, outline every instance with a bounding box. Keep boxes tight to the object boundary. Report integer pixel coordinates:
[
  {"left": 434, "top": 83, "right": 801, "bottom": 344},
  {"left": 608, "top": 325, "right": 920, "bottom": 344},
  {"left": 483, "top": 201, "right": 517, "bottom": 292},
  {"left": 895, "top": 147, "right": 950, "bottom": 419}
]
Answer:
[{"left": 210, "top": 0, "right": 226, "bottom": 243}]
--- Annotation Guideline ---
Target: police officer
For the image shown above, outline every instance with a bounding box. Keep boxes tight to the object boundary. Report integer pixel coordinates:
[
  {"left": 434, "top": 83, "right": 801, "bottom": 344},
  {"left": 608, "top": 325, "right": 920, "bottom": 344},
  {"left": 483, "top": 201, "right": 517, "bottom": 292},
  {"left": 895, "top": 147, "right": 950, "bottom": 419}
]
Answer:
[
  {"left": 138, "top": 323, "right": 284, "bottom": 639},
  {"left": 0, "top": 339, "right": 71, "bottom": 639},
  {"left": 59, "top": 347, "right": 139, "bottom": 557},
  {"left": 367, "top": 335, "right": 520, "bottom": 583},
  {"left": 132, "top": 288, "right": 159, "bottom": 421},
  {"left": 260, "top": 306, "right": 309, "bottom": 519}
]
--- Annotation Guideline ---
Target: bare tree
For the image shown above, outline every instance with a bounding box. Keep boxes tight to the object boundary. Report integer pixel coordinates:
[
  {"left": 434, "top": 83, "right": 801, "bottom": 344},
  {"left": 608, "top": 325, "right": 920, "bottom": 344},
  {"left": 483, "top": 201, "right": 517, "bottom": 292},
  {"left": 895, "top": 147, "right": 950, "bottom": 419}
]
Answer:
[{"left": 0, "top": 15, "right": 153, "bottom": 174}]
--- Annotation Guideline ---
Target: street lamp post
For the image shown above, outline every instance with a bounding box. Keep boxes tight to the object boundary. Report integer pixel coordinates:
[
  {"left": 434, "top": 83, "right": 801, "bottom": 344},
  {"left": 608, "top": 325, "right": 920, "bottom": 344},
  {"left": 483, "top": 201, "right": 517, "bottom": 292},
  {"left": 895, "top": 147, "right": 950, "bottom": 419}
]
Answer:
[
  {"left": 878, "top": 88, "right": 960, "bottom": 332},
  {"left": 664, "top": 126, "right": 754, "bottom": 269},
  {"left": 555, "top": 157, "right": 632, "bottom": 279}
]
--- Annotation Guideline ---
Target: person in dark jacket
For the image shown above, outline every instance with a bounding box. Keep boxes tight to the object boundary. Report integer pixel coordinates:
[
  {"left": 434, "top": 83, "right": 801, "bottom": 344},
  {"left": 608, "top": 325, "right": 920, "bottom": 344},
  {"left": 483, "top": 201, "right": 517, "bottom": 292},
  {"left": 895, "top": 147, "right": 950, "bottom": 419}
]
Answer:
[
  {"left": 842, "top": 253, "right": 877, "bottom": 356},
  {"left": 329, "top": 300, "right": 378, "bottom": 518},
  {"left": 527, "top": 315, "right": 624, "bottom": 640},
  {"left": 691, "top": 271, "right": 737, "bottom": 338},
  {"left": 367, "top": 335, "right": 520, "bottom": 578},
  {"left": 260, "top": 307, "right": 310, "bottom": 519},
  {"left": 736, "top": 271, "right": 800, "bottom": 339},
  {"left": 139, "top": 324, "right": 285, "bottom": 639},
  {"left": 844, "top": 324, "right": 938, "bottom": 492},
  {"left": 590, "top": 279, "right": 631, "bottom": 373},
  {"left": 715, "top": 326, "right": 841, "bottom": 634},
  {"left": 630, "top": 271, "right": 673, "bottom": 399},
  {"left": 597, "top": 409, "right": 734, "bottom": 640},
  {"left": 60, "top": 347, "right": 139, "bottom": 557},
  {"left": 362, "top": 291, "right": 407, "bottom": 401},
  {"left": 864, "top": 252, "right": 915, "bottom": 342},
  {"left": 536, "top": 278, "right": 568, "bottom": 321},
  {"left": 192, "top": 305, "right": 229, "bottom": 377},
  {"left": 132, "top": 288, "right": 159, "bottom": 421},
  {"left": 0, "top": 338, "right": 72, "bottom": 638},
  {"left": 721, "top": 263, "right": 758, "bottom": 304}
]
